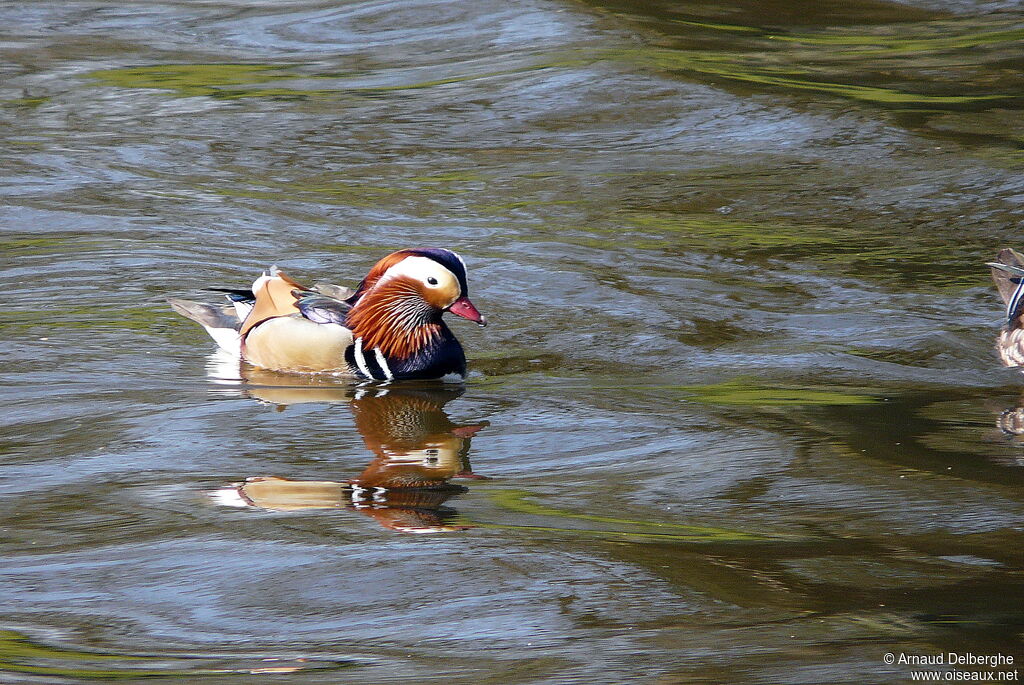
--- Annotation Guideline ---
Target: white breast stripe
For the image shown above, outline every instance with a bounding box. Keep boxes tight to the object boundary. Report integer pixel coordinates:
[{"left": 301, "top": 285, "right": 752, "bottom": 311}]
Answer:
[
  {"left": 1009, "top": 279, "right": 1024, "bottom": 324},
  {"left": 373, "top": 347, "right": 394, "bottom": 381},
  {"left": 353, "top": 338, "right": 374, "bottom": 380}
]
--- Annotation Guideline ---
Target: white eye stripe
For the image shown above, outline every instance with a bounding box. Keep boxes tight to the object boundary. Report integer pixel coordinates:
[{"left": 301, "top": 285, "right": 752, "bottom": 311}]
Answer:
[{"left": 379, "top": 256, "right": 456, "bottom": 290}]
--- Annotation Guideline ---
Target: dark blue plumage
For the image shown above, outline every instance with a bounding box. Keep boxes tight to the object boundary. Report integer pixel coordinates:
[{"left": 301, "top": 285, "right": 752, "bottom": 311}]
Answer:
[
  {"left": 346, "top": 325, "right": 465, "bottom": 382},
  {"left": 208, "top": 287, "right": 255, "bottom": 304},
  {"left": 389, "top": 325, "right": 466, "bottom": 380},
  {"left": 1007, "top": 278, "right": 1024, "bottom": 327}
]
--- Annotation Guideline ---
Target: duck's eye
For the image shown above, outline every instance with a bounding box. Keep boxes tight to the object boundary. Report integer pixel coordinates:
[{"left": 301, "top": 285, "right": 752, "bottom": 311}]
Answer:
[{"left": 427, "top": 277, "right": 438, "bottom": 286}]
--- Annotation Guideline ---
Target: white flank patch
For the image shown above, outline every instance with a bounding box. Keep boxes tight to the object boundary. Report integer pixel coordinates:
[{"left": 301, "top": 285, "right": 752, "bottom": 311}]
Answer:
[
  {"left": 232, "top": 300, "right": 253, "bottom": 321},
  {"left": 203, "top": 325, "right": 241, "bottom": 357},
  {"left": 209, "top": 486, "right": 250, "bottom": 508}
]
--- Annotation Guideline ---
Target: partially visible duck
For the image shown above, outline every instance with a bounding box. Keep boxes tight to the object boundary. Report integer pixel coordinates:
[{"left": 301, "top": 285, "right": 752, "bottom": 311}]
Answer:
[
  {"left": 988, "top": 248, "right": 1024, "bottom": 367},
  {"left": 169, "top": 248, "right": 485, "bottom": 381}
]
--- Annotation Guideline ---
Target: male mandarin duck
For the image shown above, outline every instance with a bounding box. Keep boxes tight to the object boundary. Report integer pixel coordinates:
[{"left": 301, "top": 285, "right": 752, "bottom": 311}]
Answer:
[
  {"left": 169, "top": 248, "right": 485, "bottom": 381},
  {"left": 989, "top": 248, "right": 1024, "bottom": 367}
]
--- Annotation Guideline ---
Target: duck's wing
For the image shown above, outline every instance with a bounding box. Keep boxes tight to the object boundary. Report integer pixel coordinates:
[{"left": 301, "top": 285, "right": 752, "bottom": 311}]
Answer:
[
  {"left": 170, "top": 269, "right": 292, "bottom": 357},
  {"left": 238, "top": 268, "right": 305, "bottom": 337},
  {"left": 989, "top": 248, "right": 1024, "bottom": 328},
  {"left": 172, "top": 269, "right": 357, "bottom": 372},
  {"left": 239, "top": 269, "right": 354, "bottom": 373},
  {"left": 216, "top": 273, "right": 356, "bottom": 332},
  {"left": 293, "top": 290, "right": 352, "bottom": 325},
  {"left": 312, "top": 282, "right": 356, "bottom": 302}
]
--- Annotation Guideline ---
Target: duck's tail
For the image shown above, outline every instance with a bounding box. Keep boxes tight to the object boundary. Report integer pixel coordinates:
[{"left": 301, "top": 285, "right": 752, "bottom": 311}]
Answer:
[
  {"left": 168, "top": 298, "right": 242, "bottom": 356},
  {"left": 170, "top": 266, "right": 306, "bottom": 357}
]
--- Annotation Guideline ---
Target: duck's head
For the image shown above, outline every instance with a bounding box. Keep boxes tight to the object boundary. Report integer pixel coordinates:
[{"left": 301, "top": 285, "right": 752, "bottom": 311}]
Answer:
[
  {"left": 346, "top": 248, "right": 485, "bottom": 358},
  {"left": 989, "top": 249, "right": 1024, "bottom": 328},
  {"left": 350, "top": 248, "right": 485, "bottom": 324}
]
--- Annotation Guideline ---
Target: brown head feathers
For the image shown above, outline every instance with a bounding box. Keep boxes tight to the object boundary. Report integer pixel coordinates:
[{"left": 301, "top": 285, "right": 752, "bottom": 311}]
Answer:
[{"left": 346, "top": 275, "right": 442, "bottom": 359}]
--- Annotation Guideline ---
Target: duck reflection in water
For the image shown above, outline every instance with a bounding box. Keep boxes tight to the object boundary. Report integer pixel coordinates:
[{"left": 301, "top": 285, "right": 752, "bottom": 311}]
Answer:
[{"left": 212, "top": 367, "right": 488, "bottom": 534}]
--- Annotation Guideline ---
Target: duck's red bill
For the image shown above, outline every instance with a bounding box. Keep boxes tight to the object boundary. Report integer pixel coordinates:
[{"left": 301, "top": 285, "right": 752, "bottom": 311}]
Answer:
[{"left": 448, "top": 297, "right": 487, "bottom": 326}]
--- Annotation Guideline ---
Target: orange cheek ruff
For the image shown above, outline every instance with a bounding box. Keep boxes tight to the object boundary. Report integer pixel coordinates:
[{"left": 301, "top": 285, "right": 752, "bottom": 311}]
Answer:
[
  {"left": 346, "top": 277, "right": 441, "bottom": 360},
  {"left": 351, "top": 250, "right": 418, "bottom": 299}
]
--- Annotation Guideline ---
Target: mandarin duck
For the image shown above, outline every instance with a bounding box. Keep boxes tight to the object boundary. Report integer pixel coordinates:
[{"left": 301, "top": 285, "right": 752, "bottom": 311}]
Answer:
[
  {"left": 169, "top": 248, "right": 485, "bottom": 381},
  {"left": 989, "top": 248, "right": 1024, "bottom": 368}
]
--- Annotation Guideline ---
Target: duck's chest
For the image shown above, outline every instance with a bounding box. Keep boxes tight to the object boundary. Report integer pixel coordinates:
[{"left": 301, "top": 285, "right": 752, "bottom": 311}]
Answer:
[{"left": 344, "top": 332, "right": 466, "bottom": 381}]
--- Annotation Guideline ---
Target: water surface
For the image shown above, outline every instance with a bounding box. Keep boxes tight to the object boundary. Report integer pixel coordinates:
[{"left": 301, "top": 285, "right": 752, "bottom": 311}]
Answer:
[{"left": 1, "top": 0, "right": 1023, "bottom": 682}]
